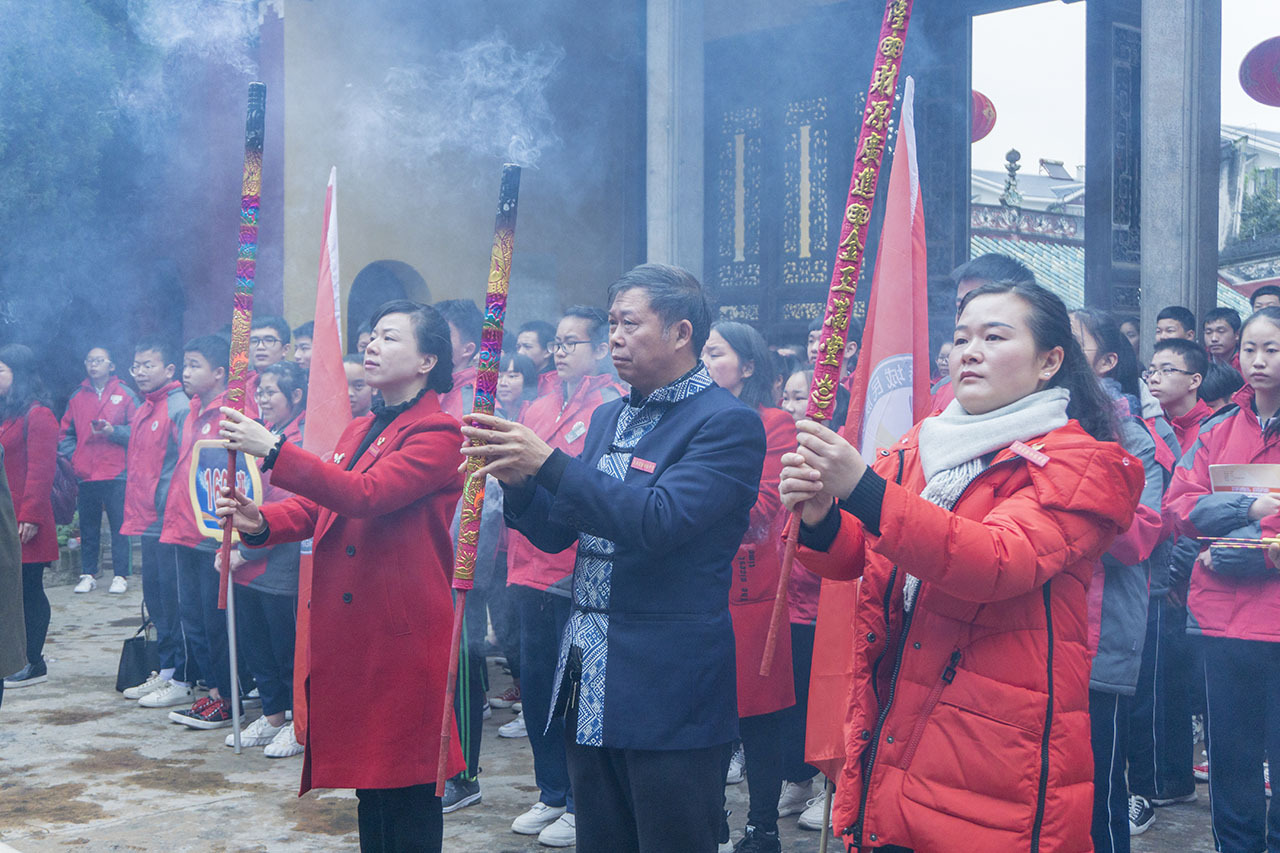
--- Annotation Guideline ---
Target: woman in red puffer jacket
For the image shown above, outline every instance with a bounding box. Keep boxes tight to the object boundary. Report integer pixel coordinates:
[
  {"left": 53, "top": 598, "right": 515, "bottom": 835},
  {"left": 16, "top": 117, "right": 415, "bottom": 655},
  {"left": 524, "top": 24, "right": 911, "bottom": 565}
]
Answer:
[{"left": 780, "top": 282, "right": 1144, "bottom": 853}]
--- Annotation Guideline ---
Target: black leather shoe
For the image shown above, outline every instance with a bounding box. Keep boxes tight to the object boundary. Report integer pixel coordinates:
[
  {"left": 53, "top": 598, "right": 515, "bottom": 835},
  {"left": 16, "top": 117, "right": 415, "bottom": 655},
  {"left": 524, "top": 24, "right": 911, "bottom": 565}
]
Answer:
[{"left": 4, "top": 659, "right": 47, "bottom": 688}]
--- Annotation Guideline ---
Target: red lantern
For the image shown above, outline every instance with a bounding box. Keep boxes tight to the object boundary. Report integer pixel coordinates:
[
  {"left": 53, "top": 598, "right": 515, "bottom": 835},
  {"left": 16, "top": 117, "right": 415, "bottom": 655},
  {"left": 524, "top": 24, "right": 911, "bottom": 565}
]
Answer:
[
  {"left": 1240, "top": 37, "right": 1280, "bottom": 108},
  {"left": 971, "top": 89, "right": 997, "bottom": 143}
]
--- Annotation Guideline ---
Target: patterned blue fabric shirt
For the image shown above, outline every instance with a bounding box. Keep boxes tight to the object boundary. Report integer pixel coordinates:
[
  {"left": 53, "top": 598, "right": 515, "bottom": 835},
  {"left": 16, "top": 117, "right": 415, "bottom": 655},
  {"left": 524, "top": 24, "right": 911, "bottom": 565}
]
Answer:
[{"left": 554, "top": 364, "right": 715, "bottom": 746}]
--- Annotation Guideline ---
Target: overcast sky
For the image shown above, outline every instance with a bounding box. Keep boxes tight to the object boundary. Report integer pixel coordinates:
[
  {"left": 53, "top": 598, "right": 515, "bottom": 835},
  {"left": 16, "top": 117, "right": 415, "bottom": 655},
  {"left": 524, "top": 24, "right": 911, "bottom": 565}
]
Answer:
[{"left": 970, "top": 0, "right": 1280, "bottom": 175}]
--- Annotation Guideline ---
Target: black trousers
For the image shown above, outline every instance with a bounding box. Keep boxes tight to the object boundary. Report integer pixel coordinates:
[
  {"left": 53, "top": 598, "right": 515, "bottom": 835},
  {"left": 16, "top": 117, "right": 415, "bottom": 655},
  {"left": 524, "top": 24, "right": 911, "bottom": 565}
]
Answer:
[
  {"left": 1202, "top": 636, "right": 1280, "bottom": 853},
  {"left": 235, "top": 586, "right": 296, "bottom": 717},
  {"left": 726, "top": 708, "right": 788, "bottom": 833},
  {"left": 782, "top": 622, "right": 818, "bottom": 782},
  {"left": 354, "top": 785, "right": 442, "bottom": 853},
  {"left": 485, "top": 549, "right": 521, "bottom": 680},
  {"left": 20, "top": 562, "right": 50, "bottom": 665},
  {"left": 1090, "top": 689, "right": 1131, "bottom": 853},
  {"left": 564, "top": 708, "right": 730, "bottom": 853},
  {"left": 1127, "top": 596, "right": 1195, "bottom": 801}
]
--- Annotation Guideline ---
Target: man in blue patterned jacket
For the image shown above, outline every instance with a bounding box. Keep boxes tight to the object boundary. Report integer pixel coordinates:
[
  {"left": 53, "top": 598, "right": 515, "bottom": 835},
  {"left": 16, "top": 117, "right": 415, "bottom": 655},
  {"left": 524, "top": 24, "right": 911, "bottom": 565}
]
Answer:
[{"left": 462, "top": 264, "right": 766, "bottom": 853}]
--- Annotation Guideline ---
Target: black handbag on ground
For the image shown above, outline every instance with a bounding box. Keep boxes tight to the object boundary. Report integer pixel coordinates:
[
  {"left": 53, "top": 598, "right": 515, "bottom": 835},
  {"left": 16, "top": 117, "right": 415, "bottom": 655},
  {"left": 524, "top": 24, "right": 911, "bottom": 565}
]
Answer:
[{"left": 115, "top": 602, "right": 160, "bottom": 693}]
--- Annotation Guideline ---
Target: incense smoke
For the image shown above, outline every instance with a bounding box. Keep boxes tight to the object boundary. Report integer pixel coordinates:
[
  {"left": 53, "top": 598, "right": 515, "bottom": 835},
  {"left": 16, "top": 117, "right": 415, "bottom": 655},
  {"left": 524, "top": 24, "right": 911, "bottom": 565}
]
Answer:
[
  {"left": 126, "top": 0, "right": 259, "bottom": 75},
  {"left": 343, "top": 31, "right": 565, "bottom": 170}
]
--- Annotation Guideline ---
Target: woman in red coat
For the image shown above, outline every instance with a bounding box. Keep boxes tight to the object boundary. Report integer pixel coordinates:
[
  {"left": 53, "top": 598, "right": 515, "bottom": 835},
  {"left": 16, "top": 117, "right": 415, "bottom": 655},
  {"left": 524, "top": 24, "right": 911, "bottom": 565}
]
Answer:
[
  {"left": 703, "top": 321, "right": 795, "bottom": 851},
  {"left": 780, "top": 282, "right": 1144, "bottom": 853},
  {"left": 217, "top": 301, "right": 466, "bottom": 853},
  {"left": 0, "top": 344, "right": 59, "bottom": 688}
]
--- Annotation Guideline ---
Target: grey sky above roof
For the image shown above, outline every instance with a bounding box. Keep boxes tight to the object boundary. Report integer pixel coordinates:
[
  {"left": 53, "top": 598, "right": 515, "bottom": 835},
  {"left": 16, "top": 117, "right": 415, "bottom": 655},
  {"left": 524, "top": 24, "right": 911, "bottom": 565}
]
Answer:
[{"left": 971, "top": 1, "right": 1280, "bottom": 174}]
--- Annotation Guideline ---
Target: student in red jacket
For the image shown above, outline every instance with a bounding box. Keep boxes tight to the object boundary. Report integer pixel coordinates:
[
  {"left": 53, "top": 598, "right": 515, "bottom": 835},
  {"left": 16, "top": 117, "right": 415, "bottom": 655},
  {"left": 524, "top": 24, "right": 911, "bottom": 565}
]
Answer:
[
  {"left": 703, "top": 321, "right": 795, "bottom": 852},
  {"left": 495, "top": 352, "right": 538, "bottom": 422},
  {"left": 504, "top": 306, "right": 624, "bottom": 846},
  {"left": 516, "top": 319, "right": 559, "bottom": 398},
  {"left": 1147, "top": 338, "right": 1211, "bottom": 453},
  {"left": 217, "top": 300, "right": 466, "bottom": 852},
  {"left": 343, "top": 354, "right": 374, "bottom": 419},
  {"left": 779, "top": 281, "right": 1143, "bottom": 853},
  {"left": 776, "top": 366, "right": 828, "bottom": 827},
  {"left": 159, "top": 336, "right": 258, "bottom": 728},
  {"left": 59, "top": 345, "right": 139, "bottom": 594},
  {"left": 118, "top": 338, "right": 193, "bottom": 706},
  {"left": 219, "top": 360, "right": 307, "bottom": 757},
  {"left": 0, "top": 345, "right": 59, "bottom": 688},
  {"left": 437, "top": 299, "right": 483, "bottom": 419},
  {"left": 1122, "top": 337, "right": 1207, "bottom": 823},
  {"left": 1166, "top": 306, "right": 1280, "bottom": 853}
]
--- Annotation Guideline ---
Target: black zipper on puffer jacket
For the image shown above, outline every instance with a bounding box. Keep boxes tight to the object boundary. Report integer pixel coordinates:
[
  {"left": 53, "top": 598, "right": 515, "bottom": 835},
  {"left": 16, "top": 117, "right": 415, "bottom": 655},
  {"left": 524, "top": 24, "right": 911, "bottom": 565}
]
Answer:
[
  {"left": 866, "top": 450, "right": 906, "bottom": 705},
  {"left": 1030, "top": 580, "right": 1054, "bottom": 852},
  {"left": 847, "top": 449, "right": 906, "bottom": 841}
]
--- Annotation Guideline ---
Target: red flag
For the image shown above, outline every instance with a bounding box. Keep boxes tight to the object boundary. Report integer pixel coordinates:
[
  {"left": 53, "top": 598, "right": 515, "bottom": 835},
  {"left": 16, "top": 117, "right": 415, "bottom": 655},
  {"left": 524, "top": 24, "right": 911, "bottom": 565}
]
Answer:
[
  {"left": 805, "top": 76, "right": 929, "bottom": 782},
  {"left": 303, "top": 166, "right": 351, "bottom": 459},
  {"left": 295, "top": 167, "right": 351, "bottom": 747},
  {"left": 845, "top": 75, "right": 930, "bottom": 454}
]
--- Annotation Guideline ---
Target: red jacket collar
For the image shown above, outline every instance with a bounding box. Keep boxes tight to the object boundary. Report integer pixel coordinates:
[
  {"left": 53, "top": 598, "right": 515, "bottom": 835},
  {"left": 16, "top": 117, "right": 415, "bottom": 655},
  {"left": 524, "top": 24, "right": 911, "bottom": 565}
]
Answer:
[
  {"left": 560, "top": 372, "right": 620, "bottom": 406},
  {"left": 1232, "top": 383, "right": 1257, "bottom": 411},
  {"left": 81, "top": 376, "right": 121, "bottom": 395},
  {"left": 145, "top": 380, "right": 182, "bottom": 405},
  {"left": 1168, "top": 398, "right": 1211, "bottom": 431}
]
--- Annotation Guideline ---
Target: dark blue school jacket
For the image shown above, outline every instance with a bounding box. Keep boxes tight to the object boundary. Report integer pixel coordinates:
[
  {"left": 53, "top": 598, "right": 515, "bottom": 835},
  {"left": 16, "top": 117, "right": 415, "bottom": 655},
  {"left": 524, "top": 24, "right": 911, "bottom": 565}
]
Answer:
[{"left": 504, "top": 383, "right": 766, "bottom": 750}]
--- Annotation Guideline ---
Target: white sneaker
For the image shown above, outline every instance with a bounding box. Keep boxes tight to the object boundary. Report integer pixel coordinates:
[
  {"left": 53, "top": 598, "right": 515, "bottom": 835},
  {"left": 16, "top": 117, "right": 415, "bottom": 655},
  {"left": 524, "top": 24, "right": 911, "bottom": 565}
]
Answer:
[
  {"left": 74, "top": 574, "right": 96, "bottom": 593},
  {"left": 499, "top": 711, "right": 528, "bottom": 739},
  {"left": 108, "top": 576, "right": 128, "bottom": 594},
  {"left": 138, "top": 681, "right": 195, "bottom": 708},
  {"left": 726, "top": 743, "right": 746, "bottom": 784},
  {"left": 798, "top": 788, "right": 830, "bottom": 831},
  {"left": 243, "top": 687, "right": 262, "bottom": 707},
  {"left": 225, "top": 714, "right": 283, "bottom": 748},
  {"left": 512, "top": 802, "right": 566, "bottom": 835},
  {"left": 123, "top": 671, "right": 166, "bottom": 700},
  {"left": 777, "top": 778, "right": 814, "bottom": 817},
  {"left": 537, "top": 813, "right": 576, "bottom": 847},
  {"left": 264, "top": 721, "right": 304, "bottom": 758}
]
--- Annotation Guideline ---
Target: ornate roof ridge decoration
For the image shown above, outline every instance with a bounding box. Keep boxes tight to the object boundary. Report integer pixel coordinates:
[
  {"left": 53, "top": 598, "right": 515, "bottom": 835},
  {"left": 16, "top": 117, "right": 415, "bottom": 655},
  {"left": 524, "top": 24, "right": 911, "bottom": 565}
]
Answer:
[{"left": 970, "top": 203, "right": 1083, "bottom": 244}]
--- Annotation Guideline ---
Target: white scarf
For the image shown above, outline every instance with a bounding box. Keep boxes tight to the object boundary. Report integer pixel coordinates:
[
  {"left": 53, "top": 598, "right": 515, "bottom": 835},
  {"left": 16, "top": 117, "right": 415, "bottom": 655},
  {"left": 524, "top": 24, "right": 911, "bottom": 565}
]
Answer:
[{"left": 902, "top": 387, "right": 1071, "bottom": 610}]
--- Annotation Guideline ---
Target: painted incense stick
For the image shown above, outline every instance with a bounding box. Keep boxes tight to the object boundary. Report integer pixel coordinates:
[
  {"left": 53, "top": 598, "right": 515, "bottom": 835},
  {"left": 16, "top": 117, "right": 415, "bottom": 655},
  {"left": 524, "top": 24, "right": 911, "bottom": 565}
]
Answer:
[
  {"left": 761, "top": 0, "right": 913, "bottom": 677},
  {"left": 437, "top": 164, "right": 521, "bottom": 795},
  {"left": 221, "top": 82, "right": 265, "bottom": 753}
]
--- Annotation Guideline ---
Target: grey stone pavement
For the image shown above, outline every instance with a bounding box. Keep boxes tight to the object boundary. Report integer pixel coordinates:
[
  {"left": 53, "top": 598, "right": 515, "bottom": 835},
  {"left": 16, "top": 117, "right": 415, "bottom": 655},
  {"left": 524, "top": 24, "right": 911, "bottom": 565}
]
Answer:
[{"left": 0, "top": 560, "right": 1217, "bottom": 852}]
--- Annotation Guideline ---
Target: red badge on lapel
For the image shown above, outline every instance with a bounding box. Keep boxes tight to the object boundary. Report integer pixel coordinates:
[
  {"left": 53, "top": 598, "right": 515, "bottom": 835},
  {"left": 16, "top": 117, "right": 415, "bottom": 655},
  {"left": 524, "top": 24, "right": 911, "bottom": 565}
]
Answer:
[
  {"left": 1010, "top": 440, "right": 1049, "bottom": 468},
  {"left": 631, "top": 457, "right": 656, "bottom": 473}
]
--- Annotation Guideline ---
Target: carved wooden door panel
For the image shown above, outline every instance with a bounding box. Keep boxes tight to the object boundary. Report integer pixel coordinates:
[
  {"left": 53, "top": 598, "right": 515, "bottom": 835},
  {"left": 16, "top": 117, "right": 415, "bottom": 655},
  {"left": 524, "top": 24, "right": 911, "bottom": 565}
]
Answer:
[{"left": 704, "top": 5, "right": 872, "bottom": 343}]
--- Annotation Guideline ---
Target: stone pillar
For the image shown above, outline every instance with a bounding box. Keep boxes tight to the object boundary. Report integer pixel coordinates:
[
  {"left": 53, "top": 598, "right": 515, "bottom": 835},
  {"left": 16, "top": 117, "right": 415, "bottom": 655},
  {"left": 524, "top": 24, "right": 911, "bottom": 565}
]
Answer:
[
  {"left": 1140, "top": 0, "right": 1220, "bottom": 354},
  {"left": 646, "top": 0, "right": 704, "bottom": 278}
]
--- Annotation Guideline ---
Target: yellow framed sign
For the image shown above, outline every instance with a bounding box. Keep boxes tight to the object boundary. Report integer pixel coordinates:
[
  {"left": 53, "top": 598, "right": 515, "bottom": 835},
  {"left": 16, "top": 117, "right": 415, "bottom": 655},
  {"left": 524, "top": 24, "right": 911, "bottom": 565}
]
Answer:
[{"left": 188, "top": 439, "right": 264, "bottom": 543}]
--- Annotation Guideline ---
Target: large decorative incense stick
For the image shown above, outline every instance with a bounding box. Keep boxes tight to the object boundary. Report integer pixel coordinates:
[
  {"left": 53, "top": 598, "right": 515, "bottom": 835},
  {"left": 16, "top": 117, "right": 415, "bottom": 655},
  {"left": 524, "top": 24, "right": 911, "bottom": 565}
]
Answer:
[
  {"left": 761, "top": 0, "right": 913, "bottom": 677},
  {"left": 221, "top": 82, "right": 265, "bottom": 752},
  {"left": 1197, "top": 536, "right": 1280, "bottom": 550},
  {"left": 436, "top": 164, "right": 521, "bottom": 796}
]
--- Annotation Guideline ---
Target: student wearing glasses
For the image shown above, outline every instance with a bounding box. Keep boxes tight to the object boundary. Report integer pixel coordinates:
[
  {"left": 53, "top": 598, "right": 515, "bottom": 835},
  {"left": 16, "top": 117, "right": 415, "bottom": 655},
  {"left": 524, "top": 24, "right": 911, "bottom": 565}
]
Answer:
[
  {"left": 59, "top": 345, "right": 139, "bottom": 594},
  {"left": 248, "top": 317, "right": 292, "bottom": 370},
  {"left": 502, "top": 306, "right": 624, "bottom": 846}
]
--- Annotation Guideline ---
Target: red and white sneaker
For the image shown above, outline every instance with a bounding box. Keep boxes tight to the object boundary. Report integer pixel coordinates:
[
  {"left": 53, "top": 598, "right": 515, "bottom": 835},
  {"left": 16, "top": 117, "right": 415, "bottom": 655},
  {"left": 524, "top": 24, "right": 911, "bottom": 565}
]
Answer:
[
  {"left": 491, "top": 685, "right": 521, "bottom": 709},
  {"left": 169, "top": 698, "right": 233, "bottom": 729}
]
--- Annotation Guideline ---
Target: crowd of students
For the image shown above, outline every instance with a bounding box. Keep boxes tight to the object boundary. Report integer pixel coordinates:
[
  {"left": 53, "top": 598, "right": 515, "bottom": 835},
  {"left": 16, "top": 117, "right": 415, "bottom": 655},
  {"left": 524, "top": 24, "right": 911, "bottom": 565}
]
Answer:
[{"left": 2, "top": 258, "right": 1279, "bottom": 853}]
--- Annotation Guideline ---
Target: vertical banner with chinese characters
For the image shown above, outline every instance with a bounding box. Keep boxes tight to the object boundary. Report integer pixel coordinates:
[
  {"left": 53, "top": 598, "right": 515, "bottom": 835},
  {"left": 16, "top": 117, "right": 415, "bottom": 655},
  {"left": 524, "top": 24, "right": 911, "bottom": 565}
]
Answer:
[
  {"left": 805, "top": 0, "right": 912, "bottom": 421},
  {"left": 760, "top": 0, "right": 913, "bottom": 680}
]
